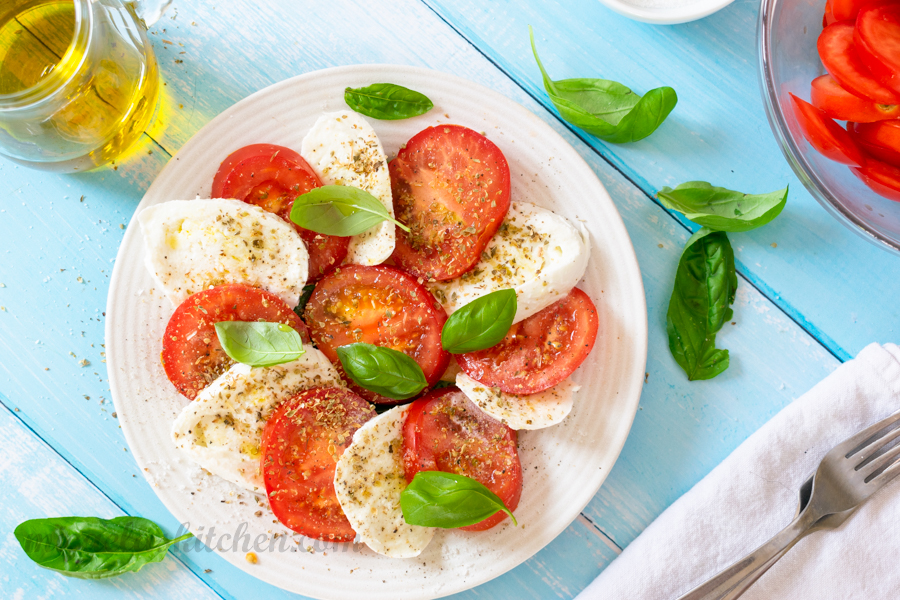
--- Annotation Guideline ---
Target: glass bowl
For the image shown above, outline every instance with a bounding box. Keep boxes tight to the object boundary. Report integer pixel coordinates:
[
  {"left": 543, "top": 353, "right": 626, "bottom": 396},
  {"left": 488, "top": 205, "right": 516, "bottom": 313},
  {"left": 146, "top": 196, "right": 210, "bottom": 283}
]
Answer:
[{"left": 758, "top": 0, "right": 900, "bottom": 256}]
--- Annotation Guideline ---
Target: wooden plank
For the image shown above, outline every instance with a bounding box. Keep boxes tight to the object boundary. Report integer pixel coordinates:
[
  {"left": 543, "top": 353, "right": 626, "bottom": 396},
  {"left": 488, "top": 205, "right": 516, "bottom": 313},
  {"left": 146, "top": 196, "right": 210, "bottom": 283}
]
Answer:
[
  {"left": 0, "top": 400, "right": 219, "bottom": 599},
  {"left": 0, "top": 3, "right": 623, "bottom": 597},
  {"left": 0, "top": 0, "right": 844, "bottom": 597},
  {"left": 422, "top": 0, "right": 900, "bottom": 362},
  {"left": 534, "top": 130, "right": 840, "bottom": 551}
]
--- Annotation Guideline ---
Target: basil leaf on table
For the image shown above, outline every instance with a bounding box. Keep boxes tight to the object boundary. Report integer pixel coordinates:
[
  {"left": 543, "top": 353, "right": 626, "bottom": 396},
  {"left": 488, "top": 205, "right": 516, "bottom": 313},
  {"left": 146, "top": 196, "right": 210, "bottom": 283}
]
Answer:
[
  {"left": 658, "top": 182, "right": 789, "bottom": 232},
  {"left": 336, "top": 343, "right": 427, "bottom": 400},
  {"left": 215, "top": 321, "right": 305, "bottom": 368},
  {"left": 667, "top": 228, "right": 737, "bottom": 381},
  {"left": 14, "top": 516, "right": 192, "bottom": 579},
  {"left": 344, "top": 83, "right": 434, "bottom": 120},
  {"left": 441, "top": 289, "right": 517, "bottom": 354},
  {"left": 400, "top": 471, "right": 518, "bottom": 528},
  {"left": 529, "top": 26, "right": 677, "bottom": 143},
  {"left": 290, "top": 185, "right": 410, "bottom": 236}
]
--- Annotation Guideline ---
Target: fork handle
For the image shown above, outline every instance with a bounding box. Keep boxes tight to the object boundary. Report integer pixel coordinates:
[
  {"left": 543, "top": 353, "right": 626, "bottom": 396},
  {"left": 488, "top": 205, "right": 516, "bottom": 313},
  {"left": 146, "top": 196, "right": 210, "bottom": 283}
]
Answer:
[{"left": 675, "top": 513, "right": 813, "bottom": 600}]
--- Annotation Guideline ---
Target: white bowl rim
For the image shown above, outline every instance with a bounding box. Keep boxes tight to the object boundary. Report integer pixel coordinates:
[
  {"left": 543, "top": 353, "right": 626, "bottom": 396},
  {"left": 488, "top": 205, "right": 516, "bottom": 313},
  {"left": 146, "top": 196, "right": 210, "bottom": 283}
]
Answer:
[{"left": 596, "top": 0, "right": 736, "bottom": 25}]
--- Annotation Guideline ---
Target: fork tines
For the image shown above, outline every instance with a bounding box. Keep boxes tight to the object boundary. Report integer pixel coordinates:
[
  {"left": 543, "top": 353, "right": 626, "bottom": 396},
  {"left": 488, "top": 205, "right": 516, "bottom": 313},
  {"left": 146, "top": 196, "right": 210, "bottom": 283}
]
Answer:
[{"left": 840, "top": 411, "right": 900, "bottom": 484}]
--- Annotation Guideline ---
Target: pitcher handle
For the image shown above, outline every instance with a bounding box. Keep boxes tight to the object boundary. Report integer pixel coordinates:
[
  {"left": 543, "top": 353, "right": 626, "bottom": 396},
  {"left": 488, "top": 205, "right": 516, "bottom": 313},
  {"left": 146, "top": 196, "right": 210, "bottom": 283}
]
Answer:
[{"left": 128, "top": 0, "right": 173, "bottom": 27}]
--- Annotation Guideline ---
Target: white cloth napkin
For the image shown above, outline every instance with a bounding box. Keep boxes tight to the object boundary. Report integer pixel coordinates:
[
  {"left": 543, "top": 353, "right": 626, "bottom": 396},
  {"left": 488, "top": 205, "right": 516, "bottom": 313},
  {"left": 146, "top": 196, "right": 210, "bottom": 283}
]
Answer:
[{"left": 577, "top": 343, "right": 900, "bottom": 600}]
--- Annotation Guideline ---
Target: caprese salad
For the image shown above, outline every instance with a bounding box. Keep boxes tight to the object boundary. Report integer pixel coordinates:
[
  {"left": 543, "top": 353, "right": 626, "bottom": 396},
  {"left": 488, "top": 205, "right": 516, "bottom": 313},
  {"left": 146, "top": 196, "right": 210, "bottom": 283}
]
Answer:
[
  {"left": 793, "top": 1, "right": 900, "bottom": 201},
  {"left": 139, "top": 108, "right": 598, "bottom": 558}
]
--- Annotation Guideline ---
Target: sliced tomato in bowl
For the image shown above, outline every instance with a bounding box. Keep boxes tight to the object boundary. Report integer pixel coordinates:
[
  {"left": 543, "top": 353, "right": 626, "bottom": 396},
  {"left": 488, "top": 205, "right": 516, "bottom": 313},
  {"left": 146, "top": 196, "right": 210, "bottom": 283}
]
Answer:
[
  {"left": 402, "top": 387, "right": 522, "bottom": 531},
  {"left": 304, "top": 264, "right": 450, "bottom": 404},
  {"left": 824, "top": 0, "right": 835, "bottom": 25},
  {"left": 848, "top": 120, "right": 900, "bottom": 166},
  {"left": 826, "top": 0, "right": 875, "bottom": 23},
  {"left": 389, "top": 125, "right": 511, "bottom": 282},
  {"left": 818, "top": 22, "right": 900, "bottom": 105},
  {"left": 261, "top": 387, "right": 376, "bottom": 541},
  {"left": 790, "top": 94, "right": 867, "bottom": 165},
  {"left": 161, "top": 284, "right": 310, "bottom": 400},
  {"left": 212, "top": 143, "right": 350, "bottom": 282},
  {"left": 855, "top": 3, "right": 900, "bottom": 97},
  {"left": 811, "top": 75, "right": 900, "bottom": 122},
  {"left": 457, "top": 288, "right": 599, "bottom": 396},
  {"left": 852, "top": 158, "right": 900, "bottom": 201}
]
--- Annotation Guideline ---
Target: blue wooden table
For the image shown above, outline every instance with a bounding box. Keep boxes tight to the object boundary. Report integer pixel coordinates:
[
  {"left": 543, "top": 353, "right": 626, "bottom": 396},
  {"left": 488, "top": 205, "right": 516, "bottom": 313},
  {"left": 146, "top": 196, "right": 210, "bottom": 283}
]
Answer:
[{"left": 2, "top": 0, "right": 894, "bottom": 597}]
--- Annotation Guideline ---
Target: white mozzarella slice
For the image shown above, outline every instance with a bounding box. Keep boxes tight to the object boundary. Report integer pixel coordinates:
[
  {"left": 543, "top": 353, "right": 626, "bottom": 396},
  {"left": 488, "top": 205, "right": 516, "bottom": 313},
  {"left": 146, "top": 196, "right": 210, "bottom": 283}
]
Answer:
[
  {"left": 171, "top": 349, "right": 344, "bottom": 493},
  {"left": 139, "top": 199, "right": 308, "bottom": 308},
  {"left": 428, "top": 202, "right": 590, "bottom": 324},
  {"left": 333, "top": 405, "right": 434, "bottom": 558},
  {"left": 301, "top": 111, "right": 395, "bottom": 266},
  {"left": 456, "top": 372, "right": 580, "bottom": 430}
]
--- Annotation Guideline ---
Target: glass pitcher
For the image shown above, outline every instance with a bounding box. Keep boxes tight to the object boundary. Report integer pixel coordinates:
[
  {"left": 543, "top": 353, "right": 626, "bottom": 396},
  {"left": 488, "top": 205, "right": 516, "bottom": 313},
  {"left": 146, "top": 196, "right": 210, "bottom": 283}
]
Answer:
[{"left": 0, "top": 0, "right": 171, "bottom": 172}]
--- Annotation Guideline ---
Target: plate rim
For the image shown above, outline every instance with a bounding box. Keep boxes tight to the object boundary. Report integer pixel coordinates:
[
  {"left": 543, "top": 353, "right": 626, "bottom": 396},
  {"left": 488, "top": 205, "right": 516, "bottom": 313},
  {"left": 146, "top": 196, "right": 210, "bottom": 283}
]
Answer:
[{"left": 106, "top": 63, "right": 648, "bottom": 598}]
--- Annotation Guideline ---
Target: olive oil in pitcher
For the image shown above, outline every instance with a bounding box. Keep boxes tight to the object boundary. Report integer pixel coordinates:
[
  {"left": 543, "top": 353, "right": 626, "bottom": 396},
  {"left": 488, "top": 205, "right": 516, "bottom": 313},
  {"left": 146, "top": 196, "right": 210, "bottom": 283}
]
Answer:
[{"left": 0, "top": 0, "right": 160, "bottom": 171}]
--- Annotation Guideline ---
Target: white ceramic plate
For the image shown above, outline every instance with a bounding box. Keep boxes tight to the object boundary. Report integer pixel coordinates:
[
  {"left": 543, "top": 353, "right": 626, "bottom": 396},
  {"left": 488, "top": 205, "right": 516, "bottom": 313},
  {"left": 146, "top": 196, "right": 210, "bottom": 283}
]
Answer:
[{"left": 106, "top": 64, "right": 647, "bottom": 600}]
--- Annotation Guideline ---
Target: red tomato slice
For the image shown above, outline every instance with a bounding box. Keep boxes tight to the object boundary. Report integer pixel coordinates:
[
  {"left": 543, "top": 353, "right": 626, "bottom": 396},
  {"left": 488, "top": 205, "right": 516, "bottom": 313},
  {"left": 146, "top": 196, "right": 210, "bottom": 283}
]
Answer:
[
  {"left": 212, "top": 144, "right": 350, "bottom": 282},
  {"left": 852, "top": 158, "right": 900, "bottom": 200},
  {"left": 304, "top": 264, "right": 450, "bottom": 404},
  {"left": 811, "top": 75, "right": 900, "bottom": 122},
  {"left": 162, "top": 284, "right": 310, "bottom": 400},
  {"left": 828, "top": 0, "right": 875, "bottom": 22},
  {"left": 818, "top": 22, "right": 900, "bottom": 105},
  {"left": 389, "top": 125, "right": 511, "bottom": 282},
  {"left": 261, "top": 387, "right": 376, "bottom": 541},
  {"left": 790, "top": 93, "right": 867, "bottom": 165},
  {"left": 402, "top": 387, "right": 522, "bottom": 531},
  {"left": 849, "top": 119, "right": 900, "bottom": 166},
  {"left": 855, "top": 3, "right": 900, "bottom": 96},
  {"left": 825, "top": 0, "right": 835, "bottom": 25},
  {"left": 457, "top": 288, "right": 599, "bottom": 396}
]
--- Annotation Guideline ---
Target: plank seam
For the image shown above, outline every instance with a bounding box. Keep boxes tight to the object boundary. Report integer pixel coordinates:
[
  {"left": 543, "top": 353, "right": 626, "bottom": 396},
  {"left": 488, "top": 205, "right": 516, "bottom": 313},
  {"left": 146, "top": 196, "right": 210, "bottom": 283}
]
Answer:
[
  {"left": 415, "top": 0, "right": 846, "bottom": 364},
  {"left": 0, "top": 395, "right": 230, "bottom": 600},
  {"left": 146, "top": 133, "right": 174, "bottom": 158},
  {"left": 577, "top": 513, "right": 623, "bottom": 555}
]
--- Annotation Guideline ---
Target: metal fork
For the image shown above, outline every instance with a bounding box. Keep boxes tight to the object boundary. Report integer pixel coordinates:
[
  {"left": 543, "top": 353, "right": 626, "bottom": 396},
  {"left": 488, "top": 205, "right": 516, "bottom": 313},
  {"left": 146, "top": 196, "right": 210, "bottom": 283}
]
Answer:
[{"left": 677, "top": 410, "right": 900, "bottom": 600}]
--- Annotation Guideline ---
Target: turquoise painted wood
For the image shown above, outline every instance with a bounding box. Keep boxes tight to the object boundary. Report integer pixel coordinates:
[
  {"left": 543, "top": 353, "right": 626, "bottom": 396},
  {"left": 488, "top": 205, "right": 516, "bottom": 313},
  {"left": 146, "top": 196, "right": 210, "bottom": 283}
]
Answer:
[
  {"left": 0, "top": 0, "right": 889, "bottom": 597},
  {"left": 0, "top": 399, "right": 219, "bottom": 599},
  {"left": 423, "top": 0, "right": 900, "bottom": 362}
]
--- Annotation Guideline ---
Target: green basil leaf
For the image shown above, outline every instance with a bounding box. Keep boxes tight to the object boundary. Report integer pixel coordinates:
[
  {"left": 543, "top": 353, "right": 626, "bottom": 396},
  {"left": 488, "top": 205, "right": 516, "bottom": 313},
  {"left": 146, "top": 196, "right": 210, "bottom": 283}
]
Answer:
[
  {"left": 215, "top": 321, "right": 305, "bottom": 368},
  {"left": 290, "top": 185, "right": 410, "bottom": 236},
  {"left": 666, "top": 228, "right": 737, "bottom": 381},
  {"left": 400, "top": 471, "right": 517, "bottom": 528},
  {"left": 14, "top": 516, "right": 192, "bottom": 579},
  {"left": 336, "top": 343, "right": 427, "bottom": 400},
  {"left": 441, "top": 289, "right": 516, "bottom": 353},
  {"left": 294, "top": 283, "right": 316, "bottom": 321},
  {"left": 600, "top": 86, "right": 678, "bottom": 143},
  {"left": 344, "top": 83, "right": 434, "bottom": 120},
  {"left": 529, "top": 26, "right": 676, "bottom": 143},
  {"left": 658, "top": 182, "right": 789, "bottom": 232}
]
